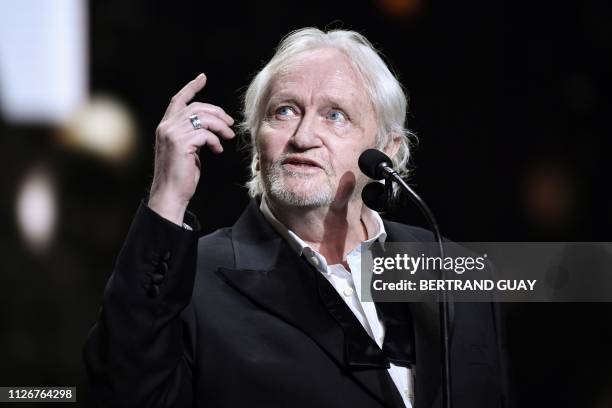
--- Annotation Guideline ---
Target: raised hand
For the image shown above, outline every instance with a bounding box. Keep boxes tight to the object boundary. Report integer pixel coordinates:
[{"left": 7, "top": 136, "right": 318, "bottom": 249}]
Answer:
[{"left": 148, "top": 73, "right": 235, "bottom": 225}]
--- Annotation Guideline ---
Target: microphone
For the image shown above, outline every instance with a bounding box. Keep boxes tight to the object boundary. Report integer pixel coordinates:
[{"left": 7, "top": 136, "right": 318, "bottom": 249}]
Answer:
[
  {"left": 358, "top": 148, "right": 396, "bottom": 180},
  {"left": 358, "top": 148, "right": 453, "bottom": 408},
  {"left": 358, "top": 149, "right": 442, "bottom": 245},
  {"left": 361, "top": 182, "right": 388, "bottom": 212}
]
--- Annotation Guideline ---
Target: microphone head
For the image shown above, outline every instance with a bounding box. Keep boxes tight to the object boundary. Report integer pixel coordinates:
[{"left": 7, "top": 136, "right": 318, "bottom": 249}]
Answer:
[
  {"left": 361, "top": 182, "right": 388, "bottom": 212},
  {"left": 358, "top": 149, "right": 392, "bottom": 180}
]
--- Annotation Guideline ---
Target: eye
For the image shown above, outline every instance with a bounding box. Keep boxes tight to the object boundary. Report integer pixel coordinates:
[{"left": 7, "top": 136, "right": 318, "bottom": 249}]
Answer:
[
  {"left": 274, "top": 106, "right": 297, "bottom": 119},
  {"left": 326, "top": 109, "right": 347, "bottom": 123}
]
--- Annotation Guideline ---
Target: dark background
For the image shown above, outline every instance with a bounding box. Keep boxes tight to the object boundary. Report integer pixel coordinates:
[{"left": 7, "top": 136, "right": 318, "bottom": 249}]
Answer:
[{"left": 1, "top": 0, "right": 611, "bottom": 406}]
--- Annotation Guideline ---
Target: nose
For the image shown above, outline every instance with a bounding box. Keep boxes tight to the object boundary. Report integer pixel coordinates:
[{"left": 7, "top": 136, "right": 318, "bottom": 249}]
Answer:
[{"left": 289, "top": 110, "right": 323, "bottom": 151}]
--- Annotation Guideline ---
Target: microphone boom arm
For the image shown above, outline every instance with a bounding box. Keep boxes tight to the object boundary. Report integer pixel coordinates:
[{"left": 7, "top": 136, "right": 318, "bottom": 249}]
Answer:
[{"left": 379, "top": 163, "right": 453, "bottom": 408}]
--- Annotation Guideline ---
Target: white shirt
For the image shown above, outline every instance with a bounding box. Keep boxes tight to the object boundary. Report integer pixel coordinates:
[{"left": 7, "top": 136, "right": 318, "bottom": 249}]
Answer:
[{"left": 260, "top": 197, "right": 414, "bottom": 408}]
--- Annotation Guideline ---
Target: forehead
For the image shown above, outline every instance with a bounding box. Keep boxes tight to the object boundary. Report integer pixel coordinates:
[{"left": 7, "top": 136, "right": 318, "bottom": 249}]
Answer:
[{"left": 268, "top": 48, "right": 370, "bottom": 106}]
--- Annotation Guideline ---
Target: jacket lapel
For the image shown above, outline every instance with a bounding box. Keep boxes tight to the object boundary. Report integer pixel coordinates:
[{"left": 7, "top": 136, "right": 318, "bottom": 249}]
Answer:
[
  {"left": 383, "top": 220, "right": 443, "bottom": 408},
  {"left": 216, "top": 200, "right": 403, "bottom": 407}
]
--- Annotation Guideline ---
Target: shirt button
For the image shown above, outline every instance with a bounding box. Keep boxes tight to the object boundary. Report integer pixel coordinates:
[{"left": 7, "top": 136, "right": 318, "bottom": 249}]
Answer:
[
  {"left": 343, "top": 287, "right": 354, "bottom": 297},
  {"left": 378, "top": 335, "right": 384, "bottom": 344},
  {"left": 310, "top": 256, "right": 319, "bottom": 267}
]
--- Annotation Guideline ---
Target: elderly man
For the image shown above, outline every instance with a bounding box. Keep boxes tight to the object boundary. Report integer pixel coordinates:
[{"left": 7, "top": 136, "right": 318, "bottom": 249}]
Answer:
[{"left": 84, "top": 28, "right": 506, "bottom": 408}]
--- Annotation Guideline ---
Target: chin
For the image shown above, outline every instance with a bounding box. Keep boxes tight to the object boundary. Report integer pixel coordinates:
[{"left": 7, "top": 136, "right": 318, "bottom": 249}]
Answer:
[{"left": 268, "top": 178, "right": 334, "bottom": 208}]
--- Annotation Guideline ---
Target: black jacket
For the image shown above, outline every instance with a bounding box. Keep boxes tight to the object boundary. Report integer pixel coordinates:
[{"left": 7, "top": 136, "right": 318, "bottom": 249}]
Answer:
[{"left": 84, "top": 200, "right": 507, "bottom": 407}]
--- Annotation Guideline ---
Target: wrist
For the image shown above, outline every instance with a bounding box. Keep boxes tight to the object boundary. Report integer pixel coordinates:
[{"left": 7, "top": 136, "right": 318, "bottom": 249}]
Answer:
[{"left": 147, "top": 190, "right": 189, "bottom": 226}]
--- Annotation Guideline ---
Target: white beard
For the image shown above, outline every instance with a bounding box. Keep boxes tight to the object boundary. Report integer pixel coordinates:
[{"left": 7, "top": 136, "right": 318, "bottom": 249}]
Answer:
[
  {"left": 261, "top": 154, "right": 369, "bottom": 208},
  {"left": 262, "top": 158, "right": 335, "bottom": 208}
]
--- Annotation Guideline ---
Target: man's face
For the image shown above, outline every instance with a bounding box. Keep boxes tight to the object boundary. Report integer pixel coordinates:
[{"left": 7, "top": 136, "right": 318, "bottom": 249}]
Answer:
[{"left": 257, "top": 48, "right": 378, "bottom": 208}]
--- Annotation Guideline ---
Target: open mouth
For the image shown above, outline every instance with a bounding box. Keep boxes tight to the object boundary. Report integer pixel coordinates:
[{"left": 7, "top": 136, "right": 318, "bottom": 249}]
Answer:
[{"left": 282, "top": 156, "right": 323, "bottom": 172}]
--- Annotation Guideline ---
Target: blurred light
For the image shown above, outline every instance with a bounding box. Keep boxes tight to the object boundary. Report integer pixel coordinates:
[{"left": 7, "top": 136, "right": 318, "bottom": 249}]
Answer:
[
  {"left": 16, "top": 169, "right": 57, "bottom": 252},
  {"left": 59, "top": 95, "right": 137, "bottom": 163},
  {"left": 522, "top": 162, "right": 575, "bottom": 229},
  {"left": 0, "top": 0, "right": 87, "bottom": 123},
  {"left": 377, "top": 0, "right": 424, "bottom": 19}
]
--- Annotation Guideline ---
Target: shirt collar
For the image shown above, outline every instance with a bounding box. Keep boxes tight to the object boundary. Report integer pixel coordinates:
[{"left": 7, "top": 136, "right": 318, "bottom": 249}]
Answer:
[{"left": 259, "top": 195, "right": 387, "bottom": 271}]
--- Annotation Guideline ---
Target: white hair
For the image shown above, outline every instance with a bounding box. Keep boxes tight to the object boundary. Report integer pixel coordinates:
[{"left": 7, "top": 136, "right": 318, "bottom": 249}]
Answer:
[{"left": 240, "top": 27, "right": 415, "bottom": 198}]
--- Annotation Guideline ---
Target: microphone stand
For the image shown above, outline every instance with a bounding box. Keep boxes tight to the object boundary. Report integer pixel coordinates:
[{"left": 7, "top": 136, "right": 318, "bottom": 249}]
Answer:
[{"left": 380, "top": 165, "right": 453, "bottom": 408}]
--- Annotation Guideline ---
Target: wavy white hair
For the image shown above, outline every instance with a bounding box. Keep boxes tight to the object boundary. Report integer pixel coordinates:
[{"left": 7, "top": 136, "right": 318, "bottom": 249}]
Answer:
[{"left": 240, "top": 27, "right": 415, "bottom": 198}]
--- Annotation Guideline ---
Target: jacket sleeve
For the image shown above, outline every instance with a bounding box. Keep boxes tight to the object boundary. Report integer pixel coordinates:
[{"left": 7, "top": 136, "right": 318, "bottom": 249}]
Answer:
[{"left": 83, "top": 201, "right": 200, "bottom": 407}]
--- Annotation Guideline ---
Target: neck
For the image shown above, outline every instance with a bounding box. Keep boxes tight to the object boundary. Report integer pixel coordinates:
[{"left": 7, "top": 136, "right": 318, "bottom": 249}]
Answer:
[{"left": 267, "top": 196, "right": 368, "bottom": 265}]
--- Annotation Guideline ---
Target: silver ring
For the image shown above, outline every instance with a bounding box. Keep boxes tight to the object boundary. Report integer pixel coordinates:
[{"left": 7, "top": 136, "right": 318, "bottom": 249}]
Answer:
[{"left": 189, "top": 114, "right": 202, "bottom": 130}]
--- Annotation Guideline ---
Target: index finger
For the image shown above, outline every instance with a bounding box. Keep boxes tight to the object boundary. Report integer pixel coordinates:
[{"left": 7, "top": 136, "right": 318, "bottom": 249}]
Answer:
[{"left": 164, "top": 73, "right": 207, "bottom": 118}]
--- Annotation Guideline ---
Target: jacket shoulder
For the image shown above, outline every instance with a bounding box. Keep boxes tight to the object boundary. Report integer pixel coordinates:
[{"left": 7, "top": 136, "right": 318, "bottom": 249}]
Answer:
[
  {"left": 199, "top": 227, "right": 233, "bottom": 245},
  {"left": 196, "top": 227, "right": 235, "bottom": 270}
]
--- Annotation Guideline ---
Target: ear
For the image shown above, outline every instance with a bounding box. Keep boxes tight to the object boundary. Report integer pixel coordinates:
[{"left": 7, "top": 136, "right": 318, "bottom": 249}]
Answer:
[{"left": 382, "top": 132, "right": 402, "bottom": 160}]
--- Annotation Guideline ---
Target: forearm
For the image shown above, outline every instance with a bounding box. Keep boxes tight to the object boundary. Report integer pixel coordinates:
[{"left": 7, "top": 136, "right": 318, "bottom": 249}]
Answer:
[{"left": 83, "top": 202, "right": 199, "bottom": 407}]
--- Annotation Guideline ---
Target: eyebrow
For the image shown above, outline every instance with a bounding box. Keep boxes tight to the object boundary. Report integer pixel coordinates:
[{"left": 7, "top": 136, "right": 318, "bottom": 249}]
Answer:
[{"left": 267, "top": 92, "right": 357, "bottom": 111}]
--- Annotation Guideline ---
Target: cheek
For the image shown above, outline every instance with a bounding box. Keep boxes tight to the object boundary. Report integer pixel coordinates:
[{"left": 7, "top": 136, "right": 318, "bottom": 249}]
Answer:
[
  {"left": 328, "top": 142, "right": 364, "bottom": 171},
  {"left": 256, "top": 127, "right": 288, "bottom": 164}
]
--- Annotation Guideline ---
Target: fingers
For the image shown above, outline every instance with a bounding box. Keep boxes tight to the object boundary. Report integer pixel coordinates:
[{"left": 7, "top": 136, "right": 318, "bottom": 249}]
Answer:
[
  {"left": 167, "top": 102, "right": 234, "bottom": 140},
  {"left": 158, "top": 74, "right": 235, "bottom": 157},
  {"left": 189, "top": 102, "right": 234, "bottom": 126},
  {"left": 186, "top": 109, "right": 235, "bottom": 139},
  {"left": 164, "top": 73, "right": 207, "bottom": 118},
  {"left": 187, "top": 129, "right": 224, "bottom": 154}
]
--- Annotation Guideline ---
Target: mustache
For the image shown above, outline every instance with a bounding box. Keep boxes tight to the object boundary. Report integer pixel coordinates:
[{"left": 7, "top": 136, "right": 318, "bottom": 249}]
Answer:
[{"left": 272, "top": 153, "right": 334, "bottom": 176}]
